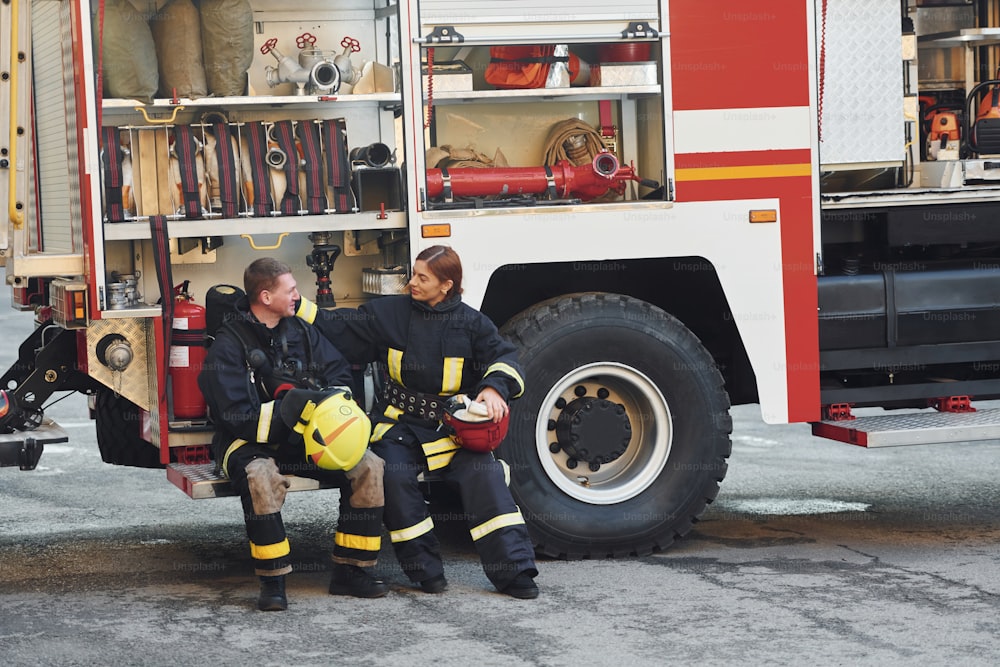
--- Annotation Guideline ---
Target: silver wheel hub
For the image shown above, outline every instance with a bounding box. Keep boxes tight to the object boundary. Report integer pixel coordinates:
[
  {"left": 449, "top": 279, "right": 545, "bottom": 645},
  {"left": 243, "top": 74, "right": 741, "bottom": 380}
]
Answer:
[{"left": 535, "top": 362, "right": 672, "bottom": 505}]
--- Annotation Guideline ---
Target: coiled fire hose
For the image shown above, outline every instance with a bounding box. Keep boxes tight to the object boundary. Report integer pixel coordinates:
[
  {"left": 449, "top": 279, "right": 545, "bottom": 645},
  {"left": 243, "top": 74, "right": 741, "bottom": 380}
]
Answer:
[{"left": 543, "top": 118, "right": 609, "bottom": 167}]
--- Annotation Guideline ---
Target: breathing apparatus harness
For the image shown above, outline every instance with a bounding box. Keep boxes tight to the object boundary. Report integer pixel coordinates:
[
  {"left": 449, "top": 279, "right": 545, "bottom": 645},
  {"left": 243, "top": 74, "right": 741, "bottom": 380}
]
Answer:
[{"left": 222, "top": 316, "right": 324, "bottom": 401}]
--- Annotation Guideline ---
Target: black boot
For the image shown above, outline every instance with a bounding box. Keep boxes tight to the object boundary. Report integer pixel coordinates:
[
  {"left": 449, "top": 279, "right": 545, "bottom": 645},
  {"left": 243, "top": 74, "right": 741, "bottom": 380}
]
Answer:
[
  {"left": 419, "top": 574, "right": 448, "bottom": 594},
  {"left": 329, "top": 564, "right": 389, "bottom": 598},
  {"left": 257, "top": 575, "right": 288, "bottom": 611},
  {"left": 500, "top": 571, "right": 539, "bottom": 600}
]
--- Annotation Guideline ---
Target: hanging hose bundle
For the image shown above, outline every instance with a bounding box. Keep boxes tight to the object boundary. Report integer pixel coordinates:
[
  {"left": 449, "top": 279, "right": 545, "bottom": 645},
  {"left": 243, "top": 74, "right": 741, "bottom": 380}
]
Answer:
[{"left": 426, "top": 145, "right": 507, "bottom": 170}]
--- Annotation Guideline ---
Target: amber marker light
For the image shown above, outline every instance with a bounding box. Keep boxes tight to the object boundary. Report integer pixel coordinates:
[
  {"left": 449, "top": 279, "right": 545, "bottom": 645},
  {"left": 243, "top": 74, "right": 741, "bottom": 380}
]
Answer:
[
  {"left": 421, "top": 223, "right": 452, "bottom": 238},
  {"left": 749, "top": 209, "right": 778, "bottom": 223}
]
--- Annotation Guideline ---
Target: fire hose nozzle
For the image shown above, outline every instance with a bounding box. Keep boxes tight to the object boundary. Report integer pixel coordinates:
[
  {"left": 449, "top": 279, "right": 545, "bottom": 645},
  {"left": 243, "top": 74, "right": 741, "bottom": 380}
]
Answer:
[
  {"left": 350, "top": 143, "right": 392, "bottom": 168},
  {"left": 309, "top": 60, "right": 341, "bottom": 91},
  {"left": 592, "top": 151, "right": 619, "bottom": 177},
  {"left": 266, "top": 147, "right": 287, "bottom": 169}
]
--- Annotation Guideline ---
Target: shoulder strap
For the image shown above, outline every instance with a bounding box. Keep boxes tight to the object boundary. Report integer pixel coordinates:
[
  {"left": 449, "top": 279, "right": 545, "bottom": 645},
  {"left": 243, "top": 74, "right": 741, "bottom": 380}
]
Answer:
[{"left": 221, "top": 319, "right": 266, "bottom": 369}]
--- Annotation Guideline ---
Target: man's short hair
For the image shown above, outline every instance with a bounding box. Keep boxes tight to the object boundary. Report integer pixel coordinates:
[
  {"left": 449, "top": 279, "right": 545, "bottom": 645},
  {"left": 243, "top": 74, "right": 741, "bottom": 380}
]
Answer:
[{"left": 244, "top": 257, "right": 292, "bottom": 304}]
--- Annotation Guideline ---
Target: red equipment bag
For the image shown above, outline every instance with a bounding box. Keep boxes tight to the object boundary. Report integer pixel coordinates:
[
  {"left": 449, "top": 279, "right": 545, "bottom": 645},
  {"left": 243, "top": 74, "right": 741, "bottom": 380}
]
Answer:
[{"left": 485, "top": 45, "right": 581, "bottom": 89}]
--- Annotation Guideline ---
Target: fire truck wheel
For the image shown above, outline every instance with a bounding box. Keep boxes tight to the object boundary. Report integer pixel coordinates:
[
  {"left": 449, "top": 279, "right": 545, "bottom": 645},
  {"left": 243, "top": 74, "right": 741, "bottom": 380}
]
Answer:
[
  {"left": 94, "top": 389, "right": 164, "bottom": 469},
  {"left": 500, "top": 292, "right": 732, "bottom": 559}
]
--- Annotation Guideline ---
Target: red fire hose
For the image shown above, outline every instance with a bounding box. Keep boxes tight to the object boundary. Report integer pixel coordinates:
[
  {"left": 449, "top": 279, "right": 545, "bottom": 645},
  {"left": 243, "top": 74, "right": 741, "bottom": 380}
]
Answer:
[{"left": 425, "top": 153, "right": 653, "bottom": 202}]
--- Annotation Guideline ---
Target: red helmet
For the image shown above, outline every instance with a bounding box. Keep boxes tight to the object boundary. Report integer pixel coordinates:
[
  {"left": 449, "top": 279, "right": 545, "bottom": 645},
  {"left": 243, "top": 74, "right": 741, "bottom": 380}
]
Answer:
[{"left": 444, "top": 407, "right": 510, "bottom": 453}]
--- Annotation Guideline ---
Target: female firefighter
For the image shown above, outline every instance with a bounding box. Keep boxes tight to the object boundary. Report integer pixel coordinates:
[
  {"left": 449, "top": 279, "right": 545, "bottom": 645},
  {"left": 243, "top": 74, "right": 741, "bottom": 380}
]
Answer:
[{"left": 297, "top": 245, "right": 539, "bottom": 598}]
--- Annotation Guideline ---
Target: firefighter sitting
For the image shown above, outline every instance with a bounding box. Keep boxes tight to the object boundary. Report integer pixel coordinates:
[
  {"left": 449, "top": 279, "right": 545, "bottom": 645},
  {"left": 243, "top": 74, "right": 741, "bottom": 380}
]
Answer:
[
  {"left": 198, "top": 257, "right": 387, "bottom": 611},
  {"left": 297, "top": 245, "right": 539, "bottom": 599}
]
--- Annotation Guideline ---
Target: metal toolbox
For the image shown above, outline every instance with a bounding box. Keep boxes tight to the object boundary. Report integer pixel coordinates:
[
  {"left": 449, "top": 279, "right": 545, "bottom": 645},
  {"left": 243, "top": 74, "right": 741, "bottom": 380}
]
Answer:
[
  {"left": 422, "top": 60, "right": 474, "bottom": 92},
  {"left": 591, "top": 61, "right": 657, "bottom": 87},
  {"left": 362, "top": 268, "right": 409, "bottom": 295}
]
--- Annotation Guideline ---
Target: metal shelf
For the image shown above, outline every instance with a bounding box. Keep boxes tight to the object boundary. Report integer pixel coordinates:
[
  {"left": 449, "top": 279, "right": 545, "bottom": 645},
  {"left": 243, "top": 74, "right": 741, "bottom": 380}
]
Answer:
[
  {"left": 101, "top": 92, "right": 402, "bottom": 119},
  {"left": 429, "top": 84, "right": 660, "bottom": 104},
  {"left": 103, "top": 211, "right": 406, "bottom": 241},
  {"left": 918, "top": 28, "right": 1000, "bottom": 49}
]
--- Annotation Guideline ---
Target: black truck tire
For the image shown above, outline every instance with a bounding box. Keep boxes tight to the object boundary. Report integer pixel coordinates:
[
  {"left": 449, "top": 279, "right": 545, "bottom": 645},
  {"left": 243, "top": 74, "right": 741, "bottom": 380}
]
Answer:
[
  {"left": 94, "top": 389, "right": 164, "bottom": 469},
  {"left": 500, "top": 293, "right": 732, "bottom": 558}
]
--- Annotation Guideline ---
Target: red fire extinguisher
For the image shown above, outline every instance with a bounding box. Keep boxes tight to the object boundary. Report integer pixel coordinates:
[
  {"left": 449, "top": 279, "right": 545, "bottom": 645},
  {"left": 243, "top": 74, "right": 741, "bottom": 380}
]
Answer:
[{"left": 169, "top": 281, "right": 207, "bottom": 419}]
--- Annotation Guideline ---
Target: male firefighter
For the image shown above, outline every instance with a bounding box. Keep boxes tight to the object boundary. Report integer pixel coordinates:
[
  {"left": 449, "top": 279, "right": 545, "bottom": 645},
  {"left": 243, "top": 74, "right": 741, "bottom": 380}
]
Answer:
[{"left": 198, "top": 257, "right": 387, "bottom": 611}]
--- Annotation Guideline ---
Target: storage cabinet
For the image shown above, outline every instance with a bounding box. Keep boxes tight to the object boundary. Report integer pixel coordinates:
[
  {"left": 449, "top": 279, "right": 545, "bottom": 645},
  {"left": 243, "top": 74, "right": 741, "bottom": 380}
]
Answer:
[
  {"left": 417, "top": 39, "right": 666, "bottom": 209},
  {"left": 92, "top": 0, "right": 407, "bottom": 313}
]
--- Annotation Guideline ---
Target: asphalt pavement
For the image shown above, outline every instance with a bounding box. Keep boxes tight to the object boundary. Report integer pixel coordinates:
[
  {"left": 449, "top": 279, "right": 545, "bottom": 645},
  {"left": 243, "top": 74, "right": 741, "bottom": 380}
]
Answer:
[{"left": 3, "top": 272, "right": 1000, "bottom": 666}]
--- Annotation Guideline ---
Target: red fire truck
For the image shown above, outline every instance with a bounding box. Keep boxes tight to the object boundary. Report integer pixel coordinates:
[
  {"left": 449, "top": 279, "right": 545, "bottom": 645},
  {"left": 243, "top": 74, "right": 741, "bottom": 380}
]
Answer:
[{"left": 3, "top": 0, "right": 1000, "bottom": 559}]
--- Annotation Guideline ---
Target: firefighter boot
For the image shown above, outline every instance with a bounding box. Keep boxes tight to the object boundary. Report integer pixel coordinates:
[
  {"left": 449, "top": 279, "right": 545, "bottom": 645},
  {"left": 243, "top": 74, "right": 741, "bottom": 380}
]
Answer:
[
  {"left": 328, "top": 564, "right": 389, "bottom": 598},
  {"left": 420, "top": 574, "right": 448, "bottom": 594},
  {"left": 257, "top": 575, "right": 288, "bottom": 611},
  {"left": 500, "top": 571, "right": 539, "bottom": 600}
]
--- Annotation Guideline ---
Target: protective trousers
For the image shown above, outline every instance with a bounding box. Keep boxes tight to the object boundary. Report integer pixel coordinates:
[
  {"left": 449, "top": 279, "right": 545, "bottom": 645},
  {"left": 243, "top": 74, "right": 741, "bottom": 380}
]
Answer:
[
  {"left": 372, "top": 423, "right": 537, "bottom": 590},
  {"left": 226, "top": 442, "right": 385, "bottom": 576}
]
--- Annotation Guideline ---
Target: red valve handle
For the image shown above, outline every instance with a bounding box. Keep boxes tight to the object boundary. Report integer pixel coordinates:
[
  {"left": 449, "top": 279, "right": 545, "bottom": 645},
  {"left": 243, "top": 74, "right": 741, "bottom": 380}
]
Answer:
[
  {"left": 341, "top": 36, "right": 361, "bottom": 52},
  {"left": 296, "top": 32, "right": 317, "bottom": 49},
  {"left": 260, "top": 37, "right": 278, "bottom": 55}
]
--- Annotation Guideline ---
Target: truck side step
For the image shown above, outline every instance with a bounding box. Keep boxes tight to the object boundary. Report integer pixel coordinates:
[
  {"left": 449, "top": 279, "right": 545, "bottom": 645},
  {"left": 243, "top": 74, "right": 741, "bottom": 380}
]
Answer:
[
  {"left": 167, "top": 462, "right": 446, "bottom": 499},
  {"left": 166, "top": 462, "right": 339, "bottom": 499},
  {"left": 812, "top": 407, "right": 1000, "bottom": 447}
]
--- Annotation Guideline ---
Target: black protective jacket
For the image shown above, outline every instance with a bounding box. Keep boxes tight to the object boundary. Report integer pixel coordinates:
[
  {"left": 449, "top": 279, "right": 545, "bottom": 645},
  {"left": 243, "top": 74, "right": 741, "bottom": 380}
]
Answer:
[
  {"left": 300, "top": 294, "right": 524, "bottom": 428},
  {"left": 306, "top": 294, "right": 524, "bottom": 427},
  {"left": 198, "top": 297, "right": 353, "bottom": 458}
]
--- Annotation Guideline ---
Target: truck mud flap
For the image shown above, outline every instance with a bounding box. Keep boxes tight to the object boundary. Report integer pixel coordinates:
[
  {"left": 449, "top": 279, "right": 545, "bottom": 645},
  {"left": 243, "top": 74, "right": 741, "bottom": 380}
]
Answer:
[{"left": 0, "top": 421, "right": 69, "bottom": 469}]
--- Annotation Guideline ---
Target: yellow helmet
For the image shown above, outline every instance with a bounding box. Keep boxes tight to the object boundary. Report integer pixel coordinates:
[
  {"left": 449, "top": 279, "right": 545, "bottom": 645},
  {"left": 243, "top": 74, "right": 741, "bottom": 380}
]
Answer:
[{"left": 290, "top": 390, "right": 371, "bottom": 471}]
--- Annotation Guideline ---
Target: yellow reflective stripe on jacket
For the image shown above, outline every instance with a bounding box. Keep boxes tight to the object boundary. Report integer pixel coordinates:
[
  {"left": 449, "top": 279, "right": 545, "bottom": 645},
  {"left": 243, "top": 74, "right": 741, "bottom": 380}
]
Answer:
[
  {"left": 422, "top": 437, "right": 459, "bottom": 456},
  {"left": 387, "top": 348, "right": 403, "bottom": 383},
  {"left": 221, "top": 438, "right": 248, "bottom": 477},
  {"left": 470, "top": 510, "right": 525, "bottom": 541},
  {"left": 257, "top": 400, "right": 275, "bottom": 443},
  {"left": 371, "top": 422, "right": 393, "bottom": 443},
  {"left": 250, "top": 538, "right": 290, "bottom": 560},
  {"left": 390, "top": 516, "right": 435, "bottom": 543},
  {"left": 334, "top": 532, "right": 382, "bottom": 552},
  {"left": 441, "top": 356, "right": 465, "bottom": 394},
  {"left": 383, "top": 404, "right": 403, "bottom": 421},
  {"left": 423, "top": 436, "right": 460, "bottom": 471},
  {"left": 426, "top": 450, "right": 458, "bottom": 471},
  {"left": 296, "top": 297, "right": 318, "bottom": 325},
  {"left": 485, "top": 362, "right": 525, "bottom": 398}
]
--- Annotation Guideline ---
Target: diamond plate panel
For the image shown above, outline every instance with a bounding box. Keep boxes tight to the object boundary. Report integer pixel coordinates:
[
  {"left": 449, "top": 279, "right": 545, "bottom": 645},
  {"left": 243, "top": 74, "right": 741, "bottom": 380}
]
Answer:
[
  {"left": 86, "top": 318, "right": 155, "bottom": 414},
  {"left": 819, "top": 0, "right": 903, "bottom": 166},
  {"left": 815, "top": 407, "right": 1000, "bottom": 447}
]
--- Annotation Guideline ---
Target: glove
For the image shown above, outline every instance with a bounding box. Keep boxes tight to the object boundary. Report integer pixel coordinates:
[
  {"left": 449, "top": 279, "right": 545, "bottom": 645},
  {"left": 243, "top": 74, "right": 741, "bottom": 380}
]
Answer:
[{"left": 271, "top": 383, "right": 295, "bottom": 400}]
